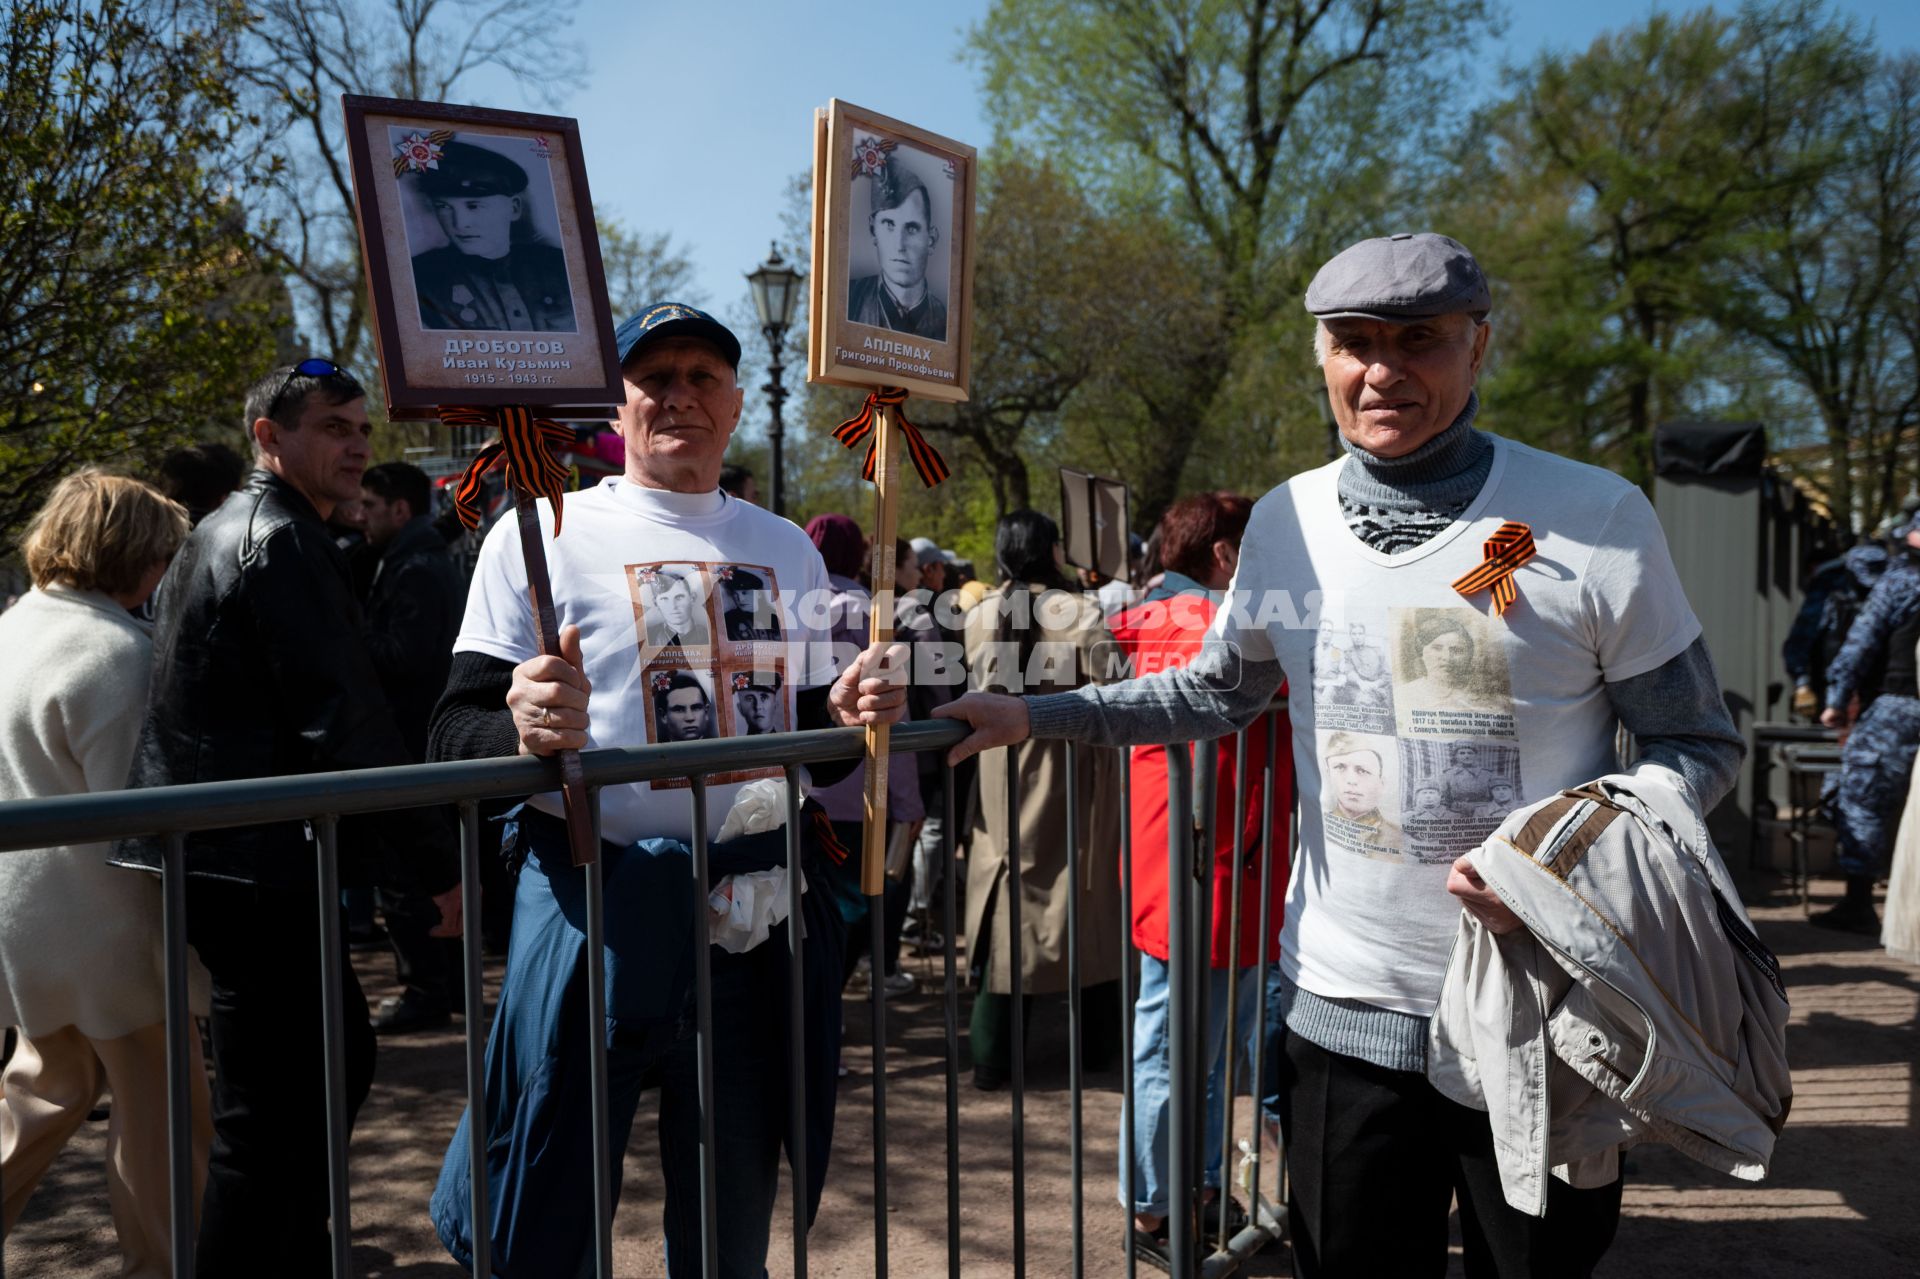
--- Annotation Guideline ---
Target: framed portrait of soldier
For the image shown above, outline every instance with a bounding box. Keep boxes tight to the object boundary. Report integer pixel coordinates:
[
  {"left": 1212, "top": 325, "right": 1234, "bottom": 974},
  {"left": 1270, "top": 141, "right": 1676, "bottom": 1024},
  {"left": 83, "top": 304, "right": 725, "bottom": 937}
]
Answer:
[
  {"left": 1059, "top": 468, "right": 1131, "bottom": 580},
  {"left": 341, "top": 95, "right": 624, "bottom": 420},
  {"left": 808, "top": 99, "right": 976, "bottom": 403}
]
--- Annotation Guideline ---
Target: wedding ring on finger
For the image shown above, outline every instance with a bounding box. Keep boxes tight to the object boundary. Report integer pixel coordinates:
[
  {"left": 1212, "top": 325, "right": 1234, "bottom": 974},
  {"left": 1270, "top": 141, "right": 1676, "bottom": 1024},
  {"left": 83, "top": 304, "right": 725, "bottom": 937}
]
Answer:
[{"left": 541, "top": 706, "right": 552, "bottom": 728}]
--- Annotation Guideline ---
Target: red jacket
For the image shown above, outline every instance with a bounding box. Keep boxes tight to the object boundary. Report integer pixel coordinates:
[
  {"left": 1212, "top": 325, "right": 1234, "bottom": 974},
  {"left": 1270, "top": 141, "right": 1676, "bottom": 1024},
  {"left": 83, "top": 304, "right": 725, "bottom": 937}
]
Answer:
[{"left": 1112, "top": 588, "right": 1291, "bottom": 967}]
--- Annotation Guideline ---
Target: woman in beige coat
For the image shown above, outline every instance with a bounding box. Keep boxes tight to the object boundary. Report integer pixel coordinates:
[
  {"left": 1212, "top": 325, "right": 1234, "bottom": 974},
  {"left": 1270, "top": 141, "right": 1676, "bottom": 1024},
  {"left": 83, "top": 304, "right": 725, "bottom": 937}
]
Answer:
[
  {"left": 964, "top": 510, "right": 1124, "bottom": 1089},
  {"left": 0, "top": 472, "right": 210, "bottom": 1278}
]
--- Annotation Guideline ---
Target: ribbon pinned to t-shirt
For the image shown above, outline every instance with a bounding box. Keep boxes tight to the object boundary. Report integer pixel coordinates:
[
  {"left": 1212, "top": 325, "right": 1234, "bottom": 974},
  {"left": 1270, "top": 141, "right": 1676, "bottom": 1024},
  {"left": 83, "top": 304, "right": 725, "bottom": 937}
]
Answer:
[
  {"left": 1452, "top": 520, "right": 1536, "bottom": 617},
  {"left": 831, "top": 387, "right": 951, "bottom": 488},
  {"left": 440, "top": 404, "right": 576, "bottom": 536}
]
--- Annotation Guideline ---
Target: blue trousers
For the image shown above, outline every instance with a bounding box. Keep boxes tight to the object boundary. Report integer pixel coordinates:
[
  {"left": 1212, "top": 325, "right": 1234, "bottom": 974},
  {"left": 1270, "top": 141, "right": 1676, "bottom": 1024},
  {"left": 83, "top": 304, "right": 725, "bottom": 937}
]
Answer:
[
  {"left": 1119, "top": 954, "right": 1260, "bottom": 1216},
  {"left": 432, "top": 827, "right": 783, "bottom": 1279},
  {"left": 1830, "top": 694, "right": 1920, "bottom": 876}
]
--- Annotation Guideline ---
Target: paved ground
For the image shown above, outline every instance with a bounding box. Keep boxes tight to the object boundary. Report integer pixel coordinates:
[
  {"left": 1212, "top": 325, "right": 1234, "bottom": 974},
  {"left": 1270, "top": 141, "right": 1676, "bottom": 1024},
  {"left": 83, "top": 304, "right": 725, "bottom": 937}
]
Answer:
[{"left": 6, "top": 874, "right": 1916, "bottom": 1277}]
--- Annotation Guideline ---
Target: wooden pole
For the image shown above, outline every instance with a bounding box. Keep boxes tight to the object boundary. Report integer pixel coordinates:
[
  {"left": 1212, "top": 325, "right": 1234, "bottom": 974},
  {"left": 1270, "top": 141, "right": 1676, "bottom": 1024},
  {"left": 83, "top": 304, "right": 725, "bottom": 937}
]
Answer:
[
  {"left": 861, "top": 400, "right": 902, "bottom": 896},
  {"left": 515, "top": 496, "right": 599, "bottom": 867}
]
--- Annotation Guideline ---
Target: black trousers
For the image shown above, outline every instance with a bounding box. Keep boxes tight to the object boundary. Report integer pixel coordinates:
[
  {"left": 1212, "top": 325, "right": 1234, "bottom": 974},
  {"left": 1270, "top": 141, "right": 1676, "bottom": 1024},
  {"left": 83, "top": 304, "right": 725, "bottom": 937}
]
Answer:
[
  {"left": 185, "top": 878, "right": 377, "bottom": 1278},
  {"left": 377, "top": 886, "right": 460, "bottom": 1010},
  {"left": 1277, "top": 1029, "right": 1622, "bottom": 1278}
]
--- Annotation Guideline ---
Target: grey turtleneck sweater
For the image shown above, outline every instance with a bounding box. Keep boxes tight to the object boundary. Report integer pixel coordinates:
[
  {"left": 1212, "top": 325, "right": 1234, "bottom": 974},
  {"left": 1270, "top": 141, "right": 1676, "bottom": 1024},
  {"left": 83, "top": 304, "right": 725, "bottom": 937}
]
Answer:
[{"left": 1024, "top": 395, "right": 1744, "bottom": 1073}]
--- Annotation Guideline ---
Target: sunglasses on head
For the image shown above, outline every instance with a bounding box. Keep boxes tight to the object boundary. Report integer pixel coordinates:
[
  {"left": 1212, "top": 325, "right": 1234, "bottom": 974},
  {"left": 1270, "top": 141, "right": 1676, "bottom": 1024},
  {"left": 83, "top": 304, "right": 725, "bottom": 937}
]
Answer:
[{"left": 269, "top": 357, "right": 345, "bottom": 414}]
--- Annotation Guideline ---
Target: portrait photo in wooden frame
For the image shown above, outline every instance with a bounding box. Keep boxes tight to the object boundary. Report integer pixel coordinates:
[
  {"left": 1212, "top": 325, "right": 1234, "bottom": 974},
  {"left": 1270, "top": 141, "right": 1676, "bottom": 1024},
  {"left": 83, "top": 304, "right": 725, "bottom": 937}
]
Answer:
[
  {"left": 341, "top": 95, "right": 624, "bottom": 421},
  {"left": 1059, "top": 467, "right": 1131, "bottom": 581},
  {"left": 808, "top": 99, "right": 976, "bottom": 403}
]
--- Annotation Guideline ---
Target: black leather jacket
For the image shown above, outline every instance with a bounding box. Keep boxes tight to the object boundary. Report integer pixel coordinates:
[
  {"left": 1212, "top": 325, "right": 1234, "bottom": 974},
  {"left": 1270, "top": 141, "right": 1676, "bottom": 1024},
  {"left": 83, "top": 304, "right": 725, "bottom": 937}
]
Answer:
[{"left": 116, "top": 471, "right": 450, "bottom": 891}]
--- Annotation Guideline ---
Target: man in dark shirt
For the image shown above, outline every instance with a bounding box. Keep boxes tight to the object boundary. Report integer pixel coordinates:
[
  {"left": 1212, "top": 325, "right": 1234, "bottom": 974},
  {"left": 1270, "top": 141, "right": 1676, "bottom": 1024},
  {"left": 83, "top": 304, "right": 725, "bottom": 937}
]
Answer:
[{"left": 359, "top": 461, "right": 468, "bottom": 1031}]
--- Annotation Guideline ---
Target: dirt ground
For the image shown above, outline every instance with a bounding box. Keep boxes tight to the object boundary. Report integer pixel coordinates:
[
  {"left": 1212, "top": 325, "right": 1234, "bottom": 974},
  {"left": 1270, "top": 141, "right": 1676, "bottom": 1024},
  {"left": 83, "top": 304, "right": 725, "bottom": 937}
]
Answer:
[{"left": 6, "top": 873, "right": 1917, "bottom": 1277}]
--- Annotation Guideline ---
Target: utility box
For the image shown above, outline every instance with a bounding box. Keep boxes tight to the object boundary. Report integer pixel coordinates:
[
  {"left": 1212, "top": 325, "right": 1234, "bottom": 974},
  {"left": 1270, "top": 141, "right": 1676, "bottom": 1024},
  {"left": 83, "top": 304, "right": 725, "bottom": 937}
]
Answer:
[{"left": 1652, "top": 421, "right": 1843, "bottom": 870}]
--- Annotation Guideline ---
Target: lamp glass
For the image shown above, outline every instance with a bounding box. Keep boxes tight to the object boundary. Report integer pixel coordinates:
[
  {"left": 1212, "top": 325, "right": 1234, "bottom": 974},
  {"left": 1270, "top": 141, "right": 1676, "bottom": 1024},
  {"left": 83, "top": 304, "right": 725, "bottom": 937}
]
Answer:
[{"left": 746, "top": 246, "right": 804, "bottom": 332}]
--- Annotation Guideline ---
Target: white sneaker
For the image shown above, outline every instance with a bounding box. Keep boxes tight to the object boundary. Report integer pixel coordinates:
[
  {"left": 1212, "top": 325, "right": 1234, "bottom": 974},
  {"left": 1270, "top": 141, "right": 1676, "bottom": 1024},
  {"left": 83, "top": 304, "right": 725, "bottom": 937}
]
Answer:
[{"left": 881, "top": 970, "right": 916, "bottom": 995}]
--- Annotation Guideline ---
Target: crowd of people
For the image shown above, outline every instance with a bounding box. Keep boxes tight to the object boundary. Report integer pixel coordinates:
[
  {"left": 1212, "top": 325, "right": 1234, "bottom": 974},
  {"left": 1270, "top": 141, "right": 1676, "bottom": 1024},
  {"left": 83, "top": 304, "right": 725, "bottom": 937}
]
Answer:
[{"left": 0, "top": 230, "right": 1876, "bottom": 1279}]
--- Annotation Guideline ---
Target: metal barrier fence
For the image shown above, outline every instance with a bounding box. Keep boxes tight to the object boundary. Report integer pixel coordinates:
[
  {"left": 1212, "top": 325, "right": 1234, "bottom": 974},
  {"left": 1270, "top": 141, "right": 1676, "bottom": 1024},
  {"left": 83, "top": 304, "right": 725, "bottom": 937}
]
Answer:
[{"left": 0, "top": 714, "right": 1291, "bottom": 1278}]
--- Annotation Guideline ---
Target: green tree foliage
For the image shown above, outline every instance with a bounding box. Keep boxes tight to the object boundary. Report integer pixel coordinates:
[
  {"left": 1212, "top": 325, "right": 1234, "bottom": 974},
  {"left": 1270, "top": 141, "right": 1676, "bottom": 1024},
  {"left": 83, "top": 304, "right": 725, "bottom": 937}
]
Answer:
[
  {"left": 598, "top": 218, "right": 701, "bottom": 318},
  {"left": 1454, "top": 3, "right": 1871, "bottom": 488},
  {"left": 1706, "top": 47, "right": 1920, "bottom": 528},
  {"left": 970, "top": 0, "right": 1498, "bottom": 323},
  {"left": 966, "top": 0, "right": 1499, "bottom": 520},
  {"left": 238, "top": 0, "right": 584, "bottom": 366},
  {"left": 0, "top": 0, "right": 281, "bottom": 539}
]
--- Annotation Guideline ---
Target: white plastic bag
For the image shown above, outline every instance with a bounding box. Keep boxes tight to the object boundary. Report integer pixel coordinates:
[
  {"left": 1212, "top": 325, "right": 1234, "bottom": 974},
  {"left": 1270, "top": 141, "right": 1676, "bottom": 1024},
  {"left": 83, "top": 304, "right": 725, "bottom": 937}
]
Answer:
[{"left": 708, "top": 778, "right": 805, "bottom": 953}]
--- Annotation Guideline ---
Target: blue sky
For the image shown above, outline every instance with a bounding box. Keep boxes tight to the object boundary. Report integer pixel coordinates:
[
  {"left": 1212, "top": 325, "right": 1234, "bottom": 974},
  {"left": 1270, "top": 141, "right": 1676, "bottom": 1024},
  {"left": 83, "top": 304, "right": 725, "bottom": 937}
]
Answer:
[{"left": 480, "top": 0, "right": 1920, "bottom": 313}]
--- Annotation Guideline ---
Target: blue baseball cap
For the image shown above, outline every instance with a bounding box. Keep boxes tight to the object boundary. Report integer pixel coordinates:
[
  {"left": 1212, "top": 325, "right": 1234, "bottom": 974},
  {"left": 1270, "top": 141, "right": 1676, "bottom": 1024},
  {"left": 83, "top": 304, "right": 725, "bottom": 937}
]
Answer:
[{"left": 613, "top": 302, "right": 741, "bottom": 370}]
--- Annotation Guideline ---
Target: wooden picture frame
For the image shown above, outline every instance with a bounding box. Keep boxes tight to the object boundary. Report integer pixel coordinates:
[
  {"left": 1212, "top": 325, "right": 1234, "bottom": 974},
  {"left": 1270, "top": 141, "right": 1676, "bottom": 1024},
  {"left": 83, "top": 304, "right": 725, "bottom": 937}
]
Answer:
[
  {"left": 1059, "top": 467, "right": 1131, "bottom": 581},
  {"left": 807, "top": 99, "right": 976, "bottom": 403},
  {"left": 341, "top": 95, "right": 624, "bottom": 421}
]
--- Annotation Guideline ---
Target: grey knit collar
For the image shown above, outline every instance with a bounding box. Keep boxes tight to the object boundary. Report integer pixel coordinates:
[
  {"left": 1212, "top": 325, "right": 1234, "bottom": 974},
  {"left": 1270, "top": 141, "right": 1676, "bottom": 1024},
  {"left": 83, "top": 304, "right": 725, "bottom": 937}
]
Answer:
[{"left": 1336, "top": 391, "right": 1491, "bottom": 513}]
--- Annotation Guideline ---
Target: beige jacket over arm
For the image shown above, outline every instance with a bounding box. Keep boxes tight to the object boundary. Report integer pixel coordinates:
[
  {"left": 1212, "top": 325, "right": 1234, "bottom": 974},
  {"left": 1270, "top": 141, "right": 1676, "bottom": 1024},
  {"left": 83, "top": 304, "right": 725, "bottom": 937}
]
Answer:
[{"left": 1428, "top": 767, "right": 1792, "bottom": 1217}]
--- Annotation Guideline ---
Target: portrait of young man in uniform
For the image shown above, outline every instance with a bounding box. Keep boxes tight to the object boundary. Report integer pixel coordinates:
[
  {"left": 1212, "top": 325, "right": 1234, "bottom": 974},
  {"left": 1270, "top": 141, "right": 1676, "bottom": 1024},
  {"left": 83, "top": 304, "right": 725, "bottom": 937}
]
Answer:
[
  {"left": 404, "top": 136, "right": 576, "bottom": 333},
  {"left": 846, "top": 155, "right": 948, "bottom": 342}
]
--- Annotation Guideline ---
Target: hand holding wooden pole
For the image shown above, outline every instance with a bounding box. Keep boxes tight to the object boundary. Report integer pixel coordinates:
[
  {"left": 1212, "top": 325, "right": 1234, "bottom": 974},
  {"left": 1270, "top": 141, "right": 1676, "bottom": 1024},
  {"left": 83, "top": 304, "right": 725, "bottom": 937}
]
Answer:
[
  {"left": 512, "top": 499, "right": 600, "bottom": 868},
  {"left": 443, "top": 404, "right": 599, "bottom": 867}
]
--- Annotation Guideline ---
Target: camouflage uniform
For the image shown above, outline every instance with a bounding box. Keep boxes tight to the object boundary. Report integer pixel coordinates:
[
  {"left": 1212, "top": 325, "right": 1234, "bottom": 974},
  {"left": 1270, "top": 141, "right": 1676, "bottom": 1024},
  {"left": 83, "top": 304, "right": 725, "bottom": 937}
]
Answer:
[
  {"left": 1783, "top": 544, "right": 1888, "bottom": 703},
  {"left": 1823, "top": 555, "right": 1920, "bottom": 876}
]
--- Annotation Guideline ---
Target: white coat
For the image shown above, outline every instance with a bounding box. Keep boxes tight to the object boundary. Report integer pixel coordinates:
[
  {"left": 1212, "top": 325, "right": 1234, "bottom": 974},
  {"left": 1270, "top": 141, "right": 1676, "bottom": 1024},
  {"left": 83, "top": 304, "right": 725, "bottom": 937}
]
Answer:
[{"left": 0, "top": 586, "right": 207, "bottom": 1038}]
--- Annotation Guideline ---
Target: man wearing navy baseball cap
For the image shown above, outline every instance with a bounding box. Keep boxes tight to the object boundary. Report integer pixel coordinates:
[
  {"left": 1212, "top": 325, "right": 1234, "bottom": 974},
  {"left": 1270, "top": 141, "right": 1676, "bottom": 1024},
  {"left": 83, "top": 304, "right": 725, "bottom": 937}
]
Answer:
[
  {"left": 936, "top": 234, "right": 1747, "bottom": 1274},
  {"left": 426, "top": 301, "right": 910, "bottom": 1276}
]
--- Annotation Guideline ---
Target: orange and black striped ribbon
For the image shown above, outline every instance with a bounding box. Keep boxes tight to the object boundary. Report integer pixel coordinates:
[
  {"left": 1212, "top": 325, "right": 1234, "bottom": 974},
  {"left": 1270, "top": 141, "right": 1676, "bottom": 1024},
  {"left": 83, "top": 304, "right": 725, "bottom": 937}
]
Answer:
[
  {"left": 439, "top": 405, "right": 576, "bottom": 536},
  {"left": 1451, "top": 520, "right": 1536, "bottom": 616},
  {"left": 830, "top": 387, "right": 951, "bottom": 488}
]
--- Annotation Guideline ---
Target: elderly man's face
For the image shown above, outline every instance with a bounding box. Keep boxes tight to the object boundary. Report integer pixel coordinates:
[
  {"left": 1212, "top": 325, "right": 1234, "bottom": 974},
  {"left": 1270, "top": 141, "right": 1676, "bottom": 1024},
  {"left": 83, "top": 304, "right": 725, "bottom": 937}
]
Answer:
[
  {"left": 1328, "top": 749, "right": 1385, "bottom": 818},
  {"left": 618, "top": 336, "right": 743, "bottom": 492},
  {"left": 432, "top": 194, "right": 519, "bottom": 261},
  {"left": 664, "top": 686, "right": 709, "bottom": 740},
  {"left": 872, "top": 188, "right": 936, "bottom": 294},
  {"left": 1322, "top": 314, "right": 1488, "bottom": 458}
]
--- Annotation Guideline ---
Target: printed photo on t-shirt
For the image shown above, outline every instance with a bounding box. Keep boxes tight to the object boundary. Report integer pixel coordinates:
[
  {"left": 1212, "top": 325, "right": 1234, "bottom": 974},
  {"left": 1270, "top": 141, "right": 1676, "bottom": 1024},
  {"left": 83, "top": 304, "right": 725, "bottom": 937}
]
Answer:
[
  {"left": 713, "top": 562, "right": 785, "bottom": 644},
  {"left": 1311, "top": 617, "right": 1395, "bottom": 735},
  {"left": 1318, "top": 729, "right": 1404, "bottom": 861},
  {"left": 1390, "top": 606, "right": 1514, "bottom": 739},
  {"left": 727, "top": 664, "right": 786, "bottom": 737},
  {"left": 1398, "top": 737, "right": 1522, "bottom": 864},
  {"left": 632, "top": 563, "right": 714, "bottom": 660},
  {"left": 645, "top": 665, "right": 720, "bottom": 745}
]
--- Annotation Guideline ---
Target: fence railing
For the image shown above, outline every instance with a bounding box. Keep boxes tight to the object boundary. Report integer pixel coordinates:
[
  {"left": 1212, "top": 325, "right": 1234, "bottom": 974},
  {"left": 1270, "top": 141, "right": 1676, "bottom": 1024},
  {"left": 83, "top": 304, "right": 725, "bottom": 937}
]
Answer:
[{"left": 0, "top": 714, "right": 1292, "bottom": 1279}]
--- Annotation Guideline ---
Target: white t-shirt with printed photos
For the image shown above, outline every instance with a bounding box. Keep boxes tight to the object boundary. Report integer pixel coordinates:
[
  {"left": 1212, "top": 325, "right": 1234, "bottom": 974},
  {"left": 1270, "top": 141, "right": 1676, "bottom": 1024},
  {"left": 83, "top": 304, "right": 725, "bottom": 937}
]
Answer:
[
  {"left": 1214, "top": 435, "right": 1700, "bottom": 1017},
  {"left": 456, "top": 478, "right": 839, "bottom": 846}
]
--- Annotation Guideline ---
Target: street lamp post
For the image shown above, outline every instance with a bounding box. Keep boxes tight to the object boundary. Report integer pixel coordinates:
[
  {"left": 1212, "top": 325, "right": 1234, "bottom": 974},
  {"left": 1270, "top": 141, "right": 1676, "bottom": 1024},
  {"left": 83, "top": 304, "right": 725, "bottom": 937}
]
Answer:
[{"left": 746, "top": 242, "right": 805, "bottom": 517}]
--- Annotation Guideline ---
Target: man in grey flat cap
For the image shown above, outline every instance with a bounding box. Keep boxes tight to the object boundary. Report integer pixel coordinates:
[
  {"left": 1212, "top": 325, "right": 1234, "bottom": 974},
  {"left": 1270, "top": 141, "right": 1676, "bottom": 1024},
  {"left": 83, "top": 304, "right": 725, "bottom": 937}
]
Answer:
[{"left": 935, "top": 233, "right": 1744, "bottom": 1275}]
